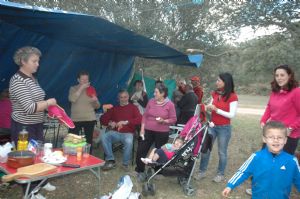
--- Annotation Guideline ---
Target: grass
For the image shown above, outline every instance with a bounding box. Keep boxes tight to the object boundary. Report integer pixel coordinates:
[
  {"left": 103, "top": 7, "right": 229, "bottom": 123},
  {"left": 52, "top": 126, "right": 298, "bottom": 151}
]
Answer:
[
  {"left": 238, "top": 95, "right": 268, "bottom": 109},
  {"left": 1, "top": 95, "right": 299, "bottom": 198}
]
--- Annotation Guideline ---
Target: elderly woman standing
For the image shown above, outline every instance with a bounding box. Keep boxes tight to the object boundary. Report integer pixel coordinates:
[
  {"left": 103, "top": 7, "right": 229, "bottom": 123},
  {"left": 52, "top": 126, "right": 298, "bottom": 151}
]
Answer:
[
  {"left": 9, "top": 46, "right": 57, "bottom": 143},
  {"left": 9, "top": 46, "right": 57, "bottom": 199},
  {"left": 195, "top": 72, "right": 238, "bottom": 183},
  {"left": 135, "top": 84, "right": 177, "bottom": 177},
  {"left": 68, "top": 71, "right": 100, "bottom": 152}
]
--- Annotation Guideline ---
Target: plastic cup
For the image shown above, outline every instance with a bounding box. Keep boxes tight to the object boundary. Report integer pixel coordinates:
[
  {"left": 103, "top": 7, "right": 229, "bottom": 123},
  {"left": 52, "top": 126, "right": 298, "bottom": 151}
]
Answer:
[
  {"left": 62, "top": 144, "right": 69, "bottom": 159},
  {"left": 36, "top": 141, "right": 44, "bottom": 158},
  {"left": 83, "top": 144, "right": 91, "bottom": 158}
]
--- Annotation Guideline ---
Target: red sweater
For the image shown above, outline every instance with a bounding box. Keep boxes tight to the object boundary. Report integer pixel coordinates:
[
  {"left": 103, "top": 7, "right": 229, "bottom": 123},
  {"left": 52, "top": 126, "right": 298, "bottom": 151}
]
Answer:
[
  {"left": 193, "top": 86, "right": 203, "bottom": 104},
  {"left": 100, "top": 103, "right": 142, "bottom": 134}
]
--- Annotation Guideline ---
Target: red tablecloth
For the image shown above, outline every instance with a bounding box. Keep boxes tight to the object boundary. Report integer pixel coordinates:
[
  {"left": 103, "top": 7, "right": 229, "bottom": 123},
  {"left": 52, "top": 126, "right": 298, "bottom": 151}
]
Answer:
[{"left": 0, "top": 152, "right": 105, "bottom": 181}]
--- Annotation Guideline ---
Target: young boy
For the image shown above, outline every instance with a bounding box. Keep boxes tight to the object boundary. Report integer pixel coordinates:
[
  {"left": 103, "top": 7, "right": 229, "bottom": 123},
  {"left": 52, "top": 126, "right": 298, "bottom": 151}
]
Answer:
[
  {"left": 141, "top": 137, "right": 184, "bottom": 164},
  {"left": 222, "top": 121, "right": 300, "bottom": 199}
]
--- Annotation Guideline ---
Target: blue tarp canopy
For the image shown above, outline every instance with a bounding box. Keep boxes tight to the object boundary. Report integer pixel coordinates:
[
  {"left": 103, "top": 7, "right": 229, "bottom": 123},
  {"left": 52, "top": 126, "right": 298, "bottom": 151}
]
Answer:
[{"left": 0, "top": 1, "right": 203, "bottom": 111}]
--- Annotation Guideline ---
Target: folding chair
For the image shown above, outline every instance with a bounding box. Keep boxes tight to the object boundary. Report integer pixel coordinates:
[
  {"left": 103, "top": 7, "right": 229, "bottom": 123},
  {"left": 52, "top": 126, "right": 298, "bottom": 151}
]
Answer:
[
  {"left": 102, "top": 127, "right": 137, "bottom": 165},
  {"left": 43, "top": 115, "right": 61, "bottom": 147}
]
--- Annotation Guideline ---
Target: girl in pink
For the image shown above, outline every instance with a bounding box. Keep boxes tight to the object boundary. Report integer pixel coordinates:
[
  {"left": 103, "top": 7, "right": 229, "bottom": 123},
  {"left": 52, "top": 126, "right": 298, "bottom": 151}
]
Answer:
[
  {"left": 261, "top": 65, "right": 300, "bottom": 154},
  {"left": 141, "top": 137, "right": 184, "bottom": 164}
]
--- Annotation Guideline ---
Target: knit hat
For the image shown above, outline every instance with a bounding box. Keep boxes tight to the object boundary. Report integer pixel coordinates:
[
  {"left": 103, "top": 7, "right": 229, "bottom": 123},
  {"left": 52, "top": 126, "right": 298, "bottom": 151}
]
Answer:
[{"left": 190, "top": 76, "right": 200, "bottom": 81}]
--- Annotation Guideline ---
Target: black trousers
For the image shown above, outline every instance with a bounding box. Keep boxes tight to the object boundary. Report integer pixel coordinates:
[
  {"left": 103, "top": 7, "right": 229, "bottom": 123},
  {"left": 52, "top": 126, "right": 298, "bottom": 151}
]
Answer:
[
  {"left": 69, "top": 120, "right": 96, "bottom": 153},
  {"left": 135, "top": 129, "right": 169, "bottom": 173},
  {"left": 284, "top": 137, "right": 299, "bottom": 155}
]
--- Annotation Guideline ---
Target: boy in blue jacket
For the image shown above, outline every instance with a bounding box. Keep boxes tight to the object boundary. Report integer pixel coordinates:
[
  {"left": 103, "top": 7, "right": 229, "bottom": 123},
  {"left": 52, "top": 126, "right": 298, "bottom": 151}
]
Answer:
[{"left": 222, "top": 121, "right": 300, "bottom": 199}]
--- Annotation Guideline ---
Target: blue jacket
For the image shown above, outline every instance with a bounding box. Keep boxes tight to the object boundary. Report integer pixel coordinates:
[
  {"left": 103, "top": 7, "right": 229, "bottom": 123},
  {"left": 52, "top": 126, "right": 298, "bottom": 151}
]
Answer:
[{"left": 227, "top": 147, "right": 300, "bottom": 199}]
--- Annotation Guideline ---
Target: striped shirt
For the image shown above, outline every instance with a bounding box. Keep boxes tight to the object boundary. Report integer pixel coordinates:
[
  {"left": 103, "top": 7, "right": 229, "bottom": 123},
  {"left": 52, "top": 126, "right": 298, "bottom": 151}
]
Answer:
[{"left": 9, "top": 71, "right": 45, "bottom": 124}]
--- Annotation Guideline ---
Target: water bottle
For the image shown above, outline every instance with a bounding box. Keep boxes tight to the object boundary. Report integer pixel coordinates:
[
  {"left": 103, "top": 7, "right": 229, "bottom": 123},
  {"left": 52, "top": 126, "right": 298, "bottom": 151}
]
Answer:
[{"left": 17, "top": 127, "right": 29, "bottom": 151}]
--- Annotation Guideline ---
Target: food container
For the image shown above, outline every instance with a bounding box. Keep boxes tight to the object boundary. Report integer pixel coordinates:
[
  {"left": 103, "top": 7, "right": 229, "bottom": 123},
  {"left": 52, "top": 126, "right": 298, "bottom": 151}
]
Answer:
[
  {"left": 62, "top": 142, "right": 86, "bottom": 155},
  {"left": 7, "top": 151, "right": 35, "bottom": 169}
]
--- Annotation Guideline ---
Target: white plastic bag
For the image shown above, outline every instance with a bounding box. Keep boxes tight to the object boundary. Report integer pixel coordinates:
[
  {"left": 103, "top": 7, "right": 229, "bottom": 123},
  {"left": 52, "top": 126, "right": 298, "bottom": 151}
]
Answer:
[
  {"left": 128, "top": 192, "right": 140, "bottom": 199},
  {"left": 0, "top": 142, "right": 13, "bottom": 163},
  {"left": 112, "top": 175, "right": 133, "bottom": 199}
]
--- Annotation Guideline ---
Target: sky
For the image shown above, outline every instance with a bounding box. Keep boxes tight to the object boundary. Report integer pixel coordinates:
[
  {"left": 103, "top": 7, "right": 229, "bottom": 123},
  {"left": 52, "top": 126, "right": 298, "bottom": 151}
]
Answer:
[{"left": 235, "top": 25, "right": 283, "bottom": 43}]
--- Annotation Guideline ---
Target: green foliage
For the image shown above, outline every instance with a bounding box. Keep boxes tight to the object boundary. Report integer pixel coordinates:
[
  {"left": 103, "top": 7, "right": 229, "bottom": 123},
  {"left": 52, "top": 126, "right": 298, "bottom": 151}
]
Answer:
[{"left": 9, "top": 0, "right": 300, "bottom": 95}]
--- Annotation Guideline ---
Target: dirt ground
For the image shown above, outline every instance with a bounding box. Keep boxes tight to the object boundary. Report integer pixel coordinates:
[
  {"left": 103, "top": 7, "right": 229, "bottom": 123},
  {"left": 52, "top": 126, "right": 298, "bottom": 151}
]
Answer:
[{"left": 1, "top": 95, "right": 299, "bottom": 199}]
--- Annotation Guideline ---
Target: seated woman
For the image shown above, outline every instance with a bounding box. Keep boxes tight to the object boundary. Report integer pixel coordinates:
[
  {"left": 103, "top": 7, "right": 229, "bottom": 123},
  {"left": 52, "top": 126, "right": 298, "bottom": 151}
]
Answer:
[
  {"left": 141, "top": 137, "right": 184, "bottom": 164},
  {"left": 0, "top": 88, "right": 12, "bottom": 144},
  {"left": 0, "top": 89, "right": 12, "bottom": 130}
]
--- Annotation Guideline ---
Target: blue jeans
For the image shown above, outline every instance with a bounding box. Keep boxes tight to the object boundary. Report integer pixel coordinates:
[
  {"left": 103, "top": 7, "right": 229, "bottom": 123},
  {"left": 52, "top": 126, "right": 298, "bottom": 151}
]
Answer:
[
  {"left": 199, "top": 125, "right": 231, "bottom": 175},
  {"left": 101, "top": 130, "right": 133, "bottom": 166}
]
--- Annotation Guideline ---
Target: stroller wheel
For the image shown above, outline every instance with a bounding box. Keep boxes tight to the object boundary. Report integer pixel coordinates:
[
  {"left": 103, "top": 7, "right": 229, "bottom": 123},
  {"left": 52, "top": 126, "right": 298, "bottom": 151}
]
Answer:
[
  {"left": 146, "top": 168, "right": 154, "bottom": 179},
  {"left": 137, "top": 172, "right": 147, "bottom": 183},
  {"left": 142, "top": 183, "right": 156, "bottom": 196},
  {"left": 177, "top": 176, "right": 188, "bottom": 186},
  {"left": 183, "top": 185, "right": 195, "bottom": 196}
]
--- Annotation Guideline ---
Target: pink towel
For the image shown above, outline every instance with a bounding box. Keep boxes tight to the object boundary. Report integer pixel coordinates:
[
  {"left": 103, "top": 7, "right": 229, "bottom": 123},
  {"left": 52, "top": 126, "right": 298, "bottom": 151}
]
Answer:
[
  {"left": 86, "top": 86, "right": 97, "bottom": 98},
  {"left": 48, "top": 105, "right": 75, "bottom": 128}
]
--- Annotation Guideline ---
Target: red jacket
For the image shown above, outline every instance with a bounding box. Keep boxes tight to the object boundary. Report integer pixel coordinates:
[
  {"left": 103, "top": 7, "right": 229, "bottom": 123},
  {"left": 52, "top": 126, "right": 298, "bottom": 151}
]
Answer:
[{"left": 193, "top": 86, "right": 203, "bottom": 104}]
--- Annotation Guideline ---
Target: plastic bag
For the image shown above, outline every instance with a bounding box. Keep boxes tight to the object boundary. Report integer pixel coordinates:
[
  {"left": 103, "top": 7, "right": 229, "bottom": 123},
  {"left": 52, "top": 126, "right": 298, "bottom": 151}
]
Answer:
[
  {"left": 112, "top": 175, "right": 133, "bottom": 199},
  {"left": 128, "top": 192, "right": 140, "bottom": 199},
  {"left": 0, "top": 142, "right": 13, "bottom": 163}
]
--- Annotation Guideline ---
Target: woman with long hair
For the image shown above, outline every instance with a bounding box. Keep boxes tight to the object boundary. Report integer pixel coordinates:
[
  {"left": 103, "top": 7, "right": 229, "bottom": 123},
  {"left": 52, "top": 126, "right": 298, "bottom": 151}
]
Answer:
[
  {"left": 195, "top": 72, "right": 238, "bottom": 183},
  {"left": 261, "top": 65, "right": 300, "bottom": 154}
]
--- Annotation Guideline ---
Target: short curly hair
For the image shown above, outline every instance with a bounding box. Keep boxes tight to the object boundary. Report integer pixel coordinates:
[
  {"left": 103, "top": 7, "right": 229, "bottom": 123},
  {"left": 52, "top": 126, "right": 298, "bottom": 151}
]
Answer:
[{"left": 13, "top": 46, "right": 41, "bottom": 66}]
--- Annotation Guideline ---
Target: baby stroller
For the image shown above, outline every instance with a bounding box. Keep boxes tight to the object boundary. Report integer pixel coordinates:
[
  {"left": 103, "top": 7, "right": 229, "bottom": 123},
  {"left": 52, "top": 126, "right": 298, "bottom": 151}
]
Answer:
[{"left": 142, "top": 115, "right": 211, "bottom": 196}]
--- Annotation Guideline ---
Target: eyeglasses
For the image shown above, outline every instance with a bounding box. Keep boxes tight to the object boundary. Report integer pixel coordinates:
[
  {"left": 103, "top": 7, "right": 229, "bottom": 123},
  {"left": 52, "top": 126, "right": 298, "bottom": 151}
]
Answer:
[{"left": 264, "top": 136, "right": 286, "bottom": 141}]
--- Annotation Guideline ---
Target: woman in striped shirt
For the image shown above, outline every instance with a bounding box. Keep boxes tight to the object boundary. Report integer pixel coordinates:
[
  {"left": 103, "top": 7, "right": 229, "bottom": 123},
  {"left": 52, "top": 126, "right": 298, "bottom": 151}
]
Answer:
[
  {"left": 9, "top": 46, "right": 57, "bottom": 143},
  {"left": 9, "top": 46, "right": 57, "bottom": 199}
]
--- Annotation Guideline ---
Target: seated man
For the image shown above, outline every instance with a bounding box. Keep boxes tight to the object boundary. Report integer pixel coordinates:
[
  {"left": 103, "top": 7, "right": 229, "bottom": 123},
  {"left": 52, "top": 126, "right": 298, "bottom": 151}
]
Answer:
[{"left": 100, "top": 90, "right": 142, "bottom": 171}]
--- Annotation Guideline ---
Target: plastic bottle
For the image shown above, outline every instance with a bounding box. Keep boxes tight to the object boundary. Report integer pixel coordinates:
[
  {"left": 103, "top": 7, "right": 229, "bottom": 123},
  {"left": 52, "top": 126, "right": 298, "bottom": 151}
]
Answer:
[
  {"left": 76, "top": 147, "right": 82, "bottom": 161},
  {"left": 17, "top": 127, "right": 29, "bottom": 151},
  {"left": 44, "top": 143, "right": 53, "bottom": 157}
]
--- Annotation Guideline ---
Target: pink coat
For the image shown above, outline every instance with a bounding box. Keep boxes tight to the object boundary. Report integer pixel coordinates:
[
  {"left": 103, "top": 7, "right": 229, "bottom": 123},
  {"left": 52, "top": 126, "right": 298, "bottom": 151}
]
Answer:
[
  {"left": 0, "top": 98, "right": 12, "bottom": 129},
  {"left": 261, "top": 88, "right": 300, "bottom": 138}
]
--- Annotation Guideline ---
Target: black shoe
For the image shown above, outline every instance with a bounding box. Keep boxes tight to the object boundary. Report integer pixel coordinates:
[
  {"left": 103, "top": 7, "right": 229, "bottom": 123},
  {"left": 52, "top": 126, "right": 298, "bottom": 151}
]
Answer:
[
  {"left": 121, "top": 164, "right": 130, "bottom": 172},
  {"left": 101, "top": 160, "right": 116, "bottom": 171}
]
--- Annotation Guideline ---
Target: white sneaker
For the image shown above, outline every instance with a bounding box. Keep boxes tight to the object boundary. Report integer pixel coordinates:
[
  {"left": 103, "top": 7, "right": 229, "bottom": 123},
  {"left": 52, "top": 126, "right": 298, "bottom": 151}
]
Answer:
[
  {"left": 141, "top": 158, "right": 152, "bottom": 164},
  {"left": 42, "top": 182, "right": 56, "bottom": 192},
  {"left": 30, "top": 193, "right": 46, "bottom": 199},
  {"left": 213, "top": 175, "right": 225, "bottom": 183},
  {"left": 194, "top": 172, "right": 206, "bottom": 180}
]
